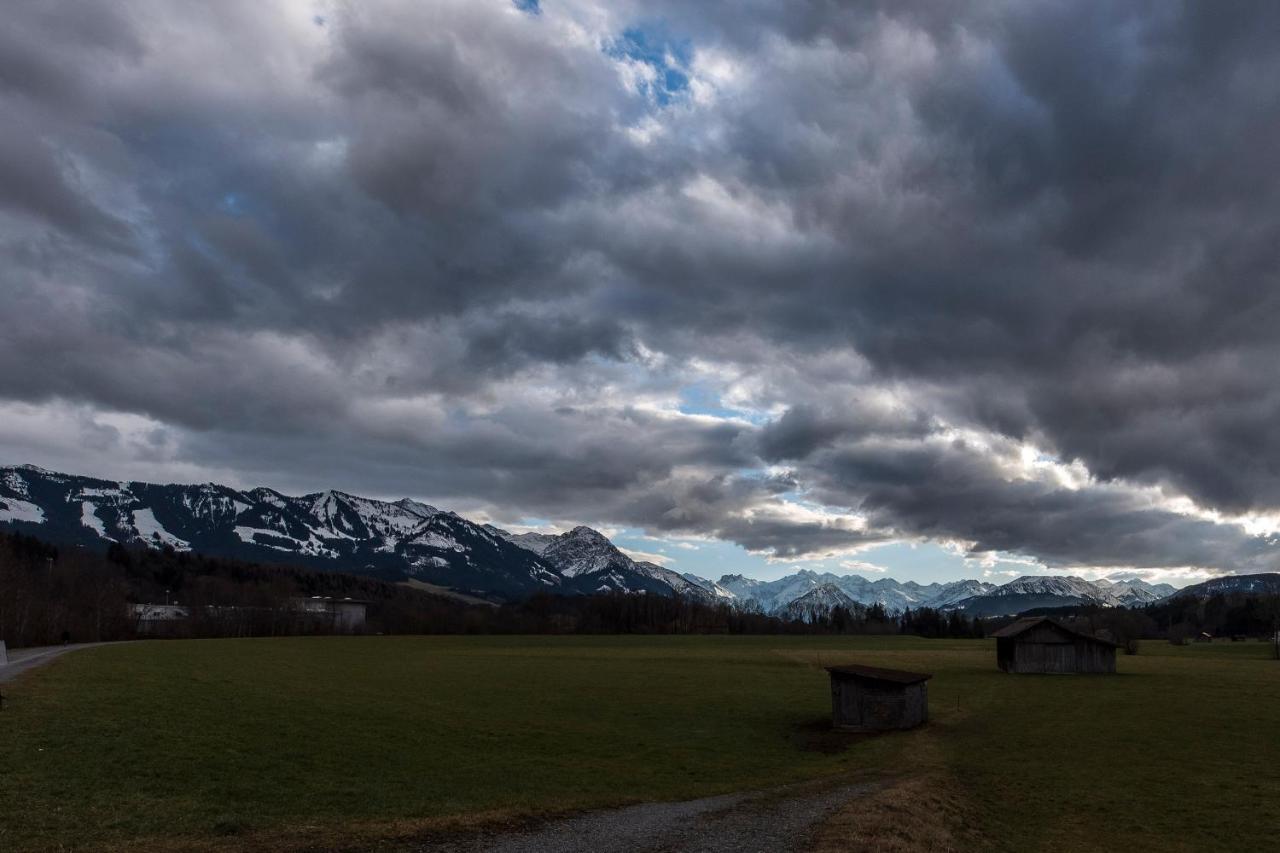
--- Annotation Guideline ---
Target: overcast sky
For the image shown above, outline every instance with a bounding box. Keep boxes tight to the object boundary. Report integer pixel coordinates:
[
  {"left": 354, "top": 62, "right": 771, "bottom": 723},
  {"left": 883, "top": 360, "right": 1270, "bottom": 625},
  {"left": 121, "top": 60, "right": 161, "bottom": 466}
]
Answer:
[{"left": 3, "top": 0, "right": 1280, "bottom": 586}]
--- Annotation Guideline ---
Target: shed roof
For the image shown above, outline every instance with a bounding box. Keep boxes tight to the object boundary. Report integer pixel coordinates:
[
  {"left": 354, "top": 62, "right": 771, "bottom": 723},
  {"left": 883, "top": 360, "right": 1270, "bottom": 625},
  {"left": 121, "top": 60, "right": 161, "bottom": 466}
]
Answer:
[
  {"left": 990, "top": 616, "right": 1120, "bottom": 647},
  {"left": 825, "top": 664, "right": 933, "bottom": 686}
]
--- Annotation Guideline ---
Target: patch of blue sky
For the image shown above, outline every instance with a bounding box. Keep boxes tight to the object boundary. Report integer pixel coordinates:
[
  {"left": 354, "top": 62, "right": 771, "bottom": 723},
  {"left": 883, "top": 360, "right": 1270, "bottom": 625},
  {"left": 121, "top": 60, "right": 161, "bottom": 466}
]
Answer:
[
  {"left": 513, "top": 0, "right": 540, "bottom": 15},
  {"left": 842, "top": 541, "right": 1046, "bottom": 585},
  {"left": 676, "top": 384, "right": 772, "bottom": 425},
  {"left": 606, "top": 24, "right": 693, "bottom": 107},
  {"left": 677, "top": 383, "right": 741, "bottom": 419}
]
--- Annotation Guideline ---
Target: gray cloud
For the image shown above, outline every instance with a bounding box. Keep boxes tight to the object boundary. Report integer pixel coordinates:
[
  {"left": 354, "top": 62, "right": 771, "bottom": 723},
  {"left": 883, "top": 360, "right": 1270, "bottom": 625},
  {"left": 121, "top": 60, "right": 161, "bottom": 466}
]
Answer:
[
  {"left": 3, "top": 0, "right": 1280, "bottom": 575},
  {"left": 793, "top": 429, "right": 1280, "bottom": 572}
]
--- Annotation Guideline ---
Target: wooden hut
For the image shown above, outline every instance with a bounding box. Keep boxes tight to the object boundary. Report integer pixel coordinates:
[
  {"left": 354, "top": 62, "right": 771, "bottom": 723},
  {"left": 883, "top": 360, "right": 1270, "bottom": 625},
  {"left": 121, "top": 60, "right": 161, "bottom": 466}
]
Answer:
[
  {"left": 825, "top": 664, "right": 932, "bottom": 731},
  {"left": 992, "top": 617, "right": 1118, "bottom": 674}
]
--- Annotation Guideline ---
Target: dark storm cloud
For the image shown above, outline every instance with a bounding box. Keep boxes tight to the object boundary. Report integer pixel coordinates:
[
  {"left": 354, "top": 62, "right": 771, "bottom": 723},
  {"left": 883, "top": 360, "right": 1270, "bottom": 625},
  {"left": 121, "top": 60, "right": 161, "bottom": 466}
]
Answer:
[
  {"left": 0, "top": 129, "right": 134, "bottom": 250},
  {"left": 791, "top": 431, "right": 1280, "bottom": 572},
  {"left": 759, "top": 402, "right": 933, "bottom": 462},
  {"left": 3, "top": 0, "right": 1280, "bottom": 572}
]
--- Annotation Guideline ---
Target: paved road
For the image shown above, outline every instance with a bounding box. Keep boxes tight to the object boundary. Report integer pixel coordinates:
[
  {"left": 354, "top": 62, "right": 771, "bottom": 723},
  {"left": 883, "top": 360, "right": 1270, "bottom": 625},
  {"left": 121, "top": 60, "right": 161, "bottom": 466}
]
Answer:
[
  {"left": 423, "top": 779, "right": 877, "bottom": 853},
  {"left": 0, "top": 642, "right": 119, "bottom": 684}
]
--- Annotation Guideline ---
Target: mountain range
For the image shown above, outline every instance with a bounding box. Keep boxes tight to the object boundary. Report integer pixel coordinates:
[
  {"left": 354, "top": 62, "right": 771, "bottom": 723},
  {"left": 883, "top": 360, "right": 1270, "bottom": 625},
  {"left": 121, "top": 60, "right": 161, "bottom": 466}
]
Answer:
[
  {"left": 0, "top": 464, "right": 721, "bottom": 602},
  {"left": 0, "top": 463, "right": 1249, "bottom": 618},
  {"left": 1159, "top": 573, "right": 1280, "bottom": 601}
]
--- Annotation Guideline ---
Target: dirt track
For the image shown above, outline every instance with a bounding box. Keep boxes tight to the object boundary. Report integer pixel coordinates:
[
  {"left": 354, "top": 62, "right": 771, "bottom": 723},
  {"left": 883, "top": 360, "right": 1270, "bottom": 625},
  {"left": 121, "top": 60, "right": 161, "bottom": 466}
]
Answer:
[
  {"left": 421, "top": 778, "right": 878, "bottom": 853},
  {"left": 0, "top": 642, "right": 119, "bottom": 684}
]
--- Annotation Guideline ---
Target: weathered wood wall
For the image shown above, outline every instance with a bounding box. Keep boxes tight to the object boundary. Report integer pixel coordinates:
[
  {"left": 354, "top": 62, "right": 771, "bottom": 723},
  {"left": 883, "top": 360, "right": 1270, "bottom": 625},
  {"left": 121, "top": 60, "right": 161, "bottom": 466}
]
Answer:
[
  {"left": 831, "top": 679, "right": 928, "bottom": 730},
  {"left": 1003, "top": 634, "right": 1116, "bottom": 674}
]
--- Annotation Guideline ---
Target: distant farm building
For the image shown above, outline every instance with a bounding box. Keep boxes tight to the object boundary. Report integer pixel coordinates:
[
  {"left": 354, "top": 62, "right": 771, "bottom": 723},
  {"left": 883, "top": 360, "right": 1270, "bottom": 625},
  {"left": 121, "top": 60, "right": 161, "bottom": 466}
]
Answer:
[
  {"left": 291, "top": 596, "right": 368, "bottom": 632},
  {"left": 825, "top": 664, "right": 932, "bottom": 731},
  {"left": 992, "top": 617, "right": 1118, "bottom": 674},
  {"left": 131, "top": 603, "right": 190, "bottom": 635}
]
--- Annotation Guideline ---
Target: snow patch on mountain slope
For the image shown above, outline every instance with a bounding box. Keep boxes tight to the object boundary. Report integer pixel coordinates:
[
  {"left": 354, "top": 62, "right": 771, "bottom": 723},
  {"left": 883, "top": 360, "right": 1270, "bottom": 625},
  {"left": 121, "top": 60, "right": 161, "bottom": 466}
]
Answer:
[
  {"left": 502, "top": 530, "right": 560, "bottom": 555},
  {"left": 77, "top": 486, "right": 130, "bottom": 500},
  {"left": 131, "top": 508, "right": 189, "bottom": 550},
  {"left": 81, "top": 502, "right": 110, "bottom": 538},
  {"left": 0, "top": 497, "right": 45, "bottom": 524},
  {"left": 409, "top": 530, "right": 465, "bottom": 551},
  {"left": 180, "top": 488, "right": 250, "bottom": 521},
  {"left": 2, "top": 470, "right": 30, "bottom": 497},
  {"left": 234, "top": 525, "right": 338, "bottom": 558}
]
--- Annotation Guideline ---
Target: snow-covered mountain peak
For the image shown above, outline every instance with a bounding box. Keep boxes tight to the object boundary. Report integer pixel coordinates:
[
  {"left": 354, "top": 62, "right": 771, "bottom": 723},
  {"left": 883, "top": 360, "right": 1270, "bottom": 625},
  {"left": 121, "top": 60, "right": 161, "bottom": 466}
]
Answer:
[
  {"left": 565, "top": 525, "right": 611, "bottom": 543},
  {"left": 785, "top": 583, "right": 859, "bottom": 622},
  {"left": 537, "top": 525, "right": 631, "bottom": 578},
  {"left": 395, "top": 498, "right": 440, "bottom": 518},
  {"left": 491, "top": 523, "right": 729, "bottom": 601},
  {"left": 997, "top": 575, "right": 1100, "bottom": 597}
]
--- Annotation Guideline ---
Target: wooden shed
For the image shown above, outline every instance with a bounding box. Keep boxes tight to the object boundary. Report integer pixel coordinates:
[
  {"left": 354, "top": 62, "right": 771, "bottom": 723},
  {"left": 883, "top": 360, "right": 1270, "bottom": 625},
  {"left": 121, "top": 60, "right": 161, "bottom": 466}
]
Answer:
[
  {"left": 825, "top": 664, "right": 932, "bottom": 732},
  {"left": 992, "top": 616, "right": 1118, "bottom": 674}
]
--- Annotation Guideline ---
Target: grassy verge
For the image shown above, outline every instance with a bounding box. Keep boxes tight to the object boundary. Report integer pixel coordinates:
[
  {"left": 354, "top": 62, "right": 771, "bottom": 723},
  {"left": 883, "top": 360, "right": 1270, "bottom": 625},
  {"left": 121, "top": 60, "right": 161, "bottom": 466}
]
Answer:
[
  {"left": 814, "top": 639, "right": 1280, "bottom": 852},
  {"left": 0, "top": 636, "right": 901, "bottom": 850},
  {"left": 1, "top": 636, "right": 1277, "bottom": 851}
]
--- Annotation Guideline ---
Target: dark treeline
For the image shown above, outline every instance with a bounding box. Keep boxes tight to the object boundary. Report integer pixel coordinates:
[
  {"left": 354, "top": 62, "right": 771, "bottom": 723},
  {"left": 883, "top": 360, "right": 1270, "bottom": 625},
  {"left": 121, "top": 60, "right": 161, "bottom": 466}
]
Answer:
[
  {"left": 0, "top": 532, "right": 476, "bottom": 646},
  {"left": 1, "top": 531, "right": 989, "bottom": 646},
  {"left": 1145, "top": 593, "right": 1280, "bottom": 641},
  {"left": 1017, "top": 593, "right": 1280, "bottom": 652},
  {"left": 25, "top": 531, "right": 1273, "bottom": 649},
  {"left": 505, "top": 596, "right": 987, "bottom": 637}
]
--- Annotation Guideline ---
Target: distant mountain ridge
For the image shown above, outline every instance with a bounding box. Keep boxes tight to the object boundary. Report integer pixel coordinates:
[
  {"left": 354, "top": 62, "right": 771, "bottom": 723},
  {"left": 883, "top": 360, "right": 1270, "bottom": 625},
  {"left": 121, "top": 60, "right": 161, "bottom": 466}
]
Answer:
[
  {"left": 716, "top": 570, "right": 1002, "bottom": 615},
  {"left": 784, "top": 584, "right": 861, "bottom": 623},
  {"left": 1, "top": 464, "right": 1192, "bottom": 615},
  {"left": 485, "top": 523, "right": 733, "bottom": 603},
  {"left": 0, "top": 465, "right": 675, "bottom": 601},
  {"left": 1159, "top": 573, "right": 1280, "bottom": 601},
  {"left": 950, "top": 574, "right": 1178, "bottom": 617}
]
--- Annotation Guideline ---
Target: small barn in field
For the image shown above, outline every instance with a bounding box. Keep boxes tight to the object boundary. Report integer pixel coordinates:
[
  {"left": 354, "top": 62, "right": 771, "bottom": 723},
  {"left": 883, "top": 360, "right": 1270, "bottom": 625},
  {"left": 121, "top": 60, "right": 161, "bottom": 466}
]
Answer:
[
  {"left": 992, "top": 617, "right": 1118, "bottom": 674},
  {"left": 825, "top": 664, "right": 932, "bottom": 731}
]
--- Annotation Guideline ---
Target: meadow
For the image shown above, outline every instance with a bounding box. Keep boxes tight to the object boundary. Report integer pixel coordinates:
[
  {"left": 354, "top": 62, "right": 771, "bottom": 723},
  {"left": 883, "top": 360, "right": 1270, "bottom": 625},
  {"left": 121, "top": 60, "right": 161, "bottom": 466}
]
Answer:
[{"left": 1, "top": 635, "right": 1277, "bottom": 851}]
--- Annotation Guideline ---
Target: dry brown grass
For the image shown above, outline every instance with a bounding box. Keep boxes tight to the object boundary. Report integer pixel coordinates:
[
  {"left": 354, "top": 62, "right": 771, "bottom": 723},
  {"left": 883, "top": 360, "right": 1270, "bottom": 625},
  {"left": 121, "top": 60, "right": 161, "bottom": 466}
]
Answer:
[
  {"left": 67, "top": 807, "right": 590, "bottom": 853},
  {"left": 810, "top": 726, "right": 981, "bottom": 853}
]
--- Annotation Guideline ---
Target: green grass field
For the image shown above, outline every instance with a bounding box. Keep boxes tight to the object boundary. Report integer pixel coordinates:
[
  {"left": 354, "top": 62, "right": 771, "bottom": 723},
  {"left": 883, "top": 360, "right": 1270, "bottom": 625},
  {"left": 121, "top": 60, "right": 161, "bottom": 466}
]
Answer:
[{"left": 1, "top": 635, "right": 1277, "bottom": 851}]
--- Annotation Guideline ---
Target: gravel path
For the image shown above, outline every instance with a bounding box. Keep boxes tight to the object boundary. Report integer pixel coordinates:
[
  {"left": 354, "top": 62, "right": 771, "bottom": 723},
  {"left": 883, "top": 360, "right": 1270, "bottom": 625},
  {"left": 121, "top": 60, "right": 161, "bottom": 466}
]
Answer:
[
  {"left": 421, "top": 779, "right": 877, "bottom": 853},
  {"left": 0, "top": 642, "right": 120, "bottom": 684}
]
